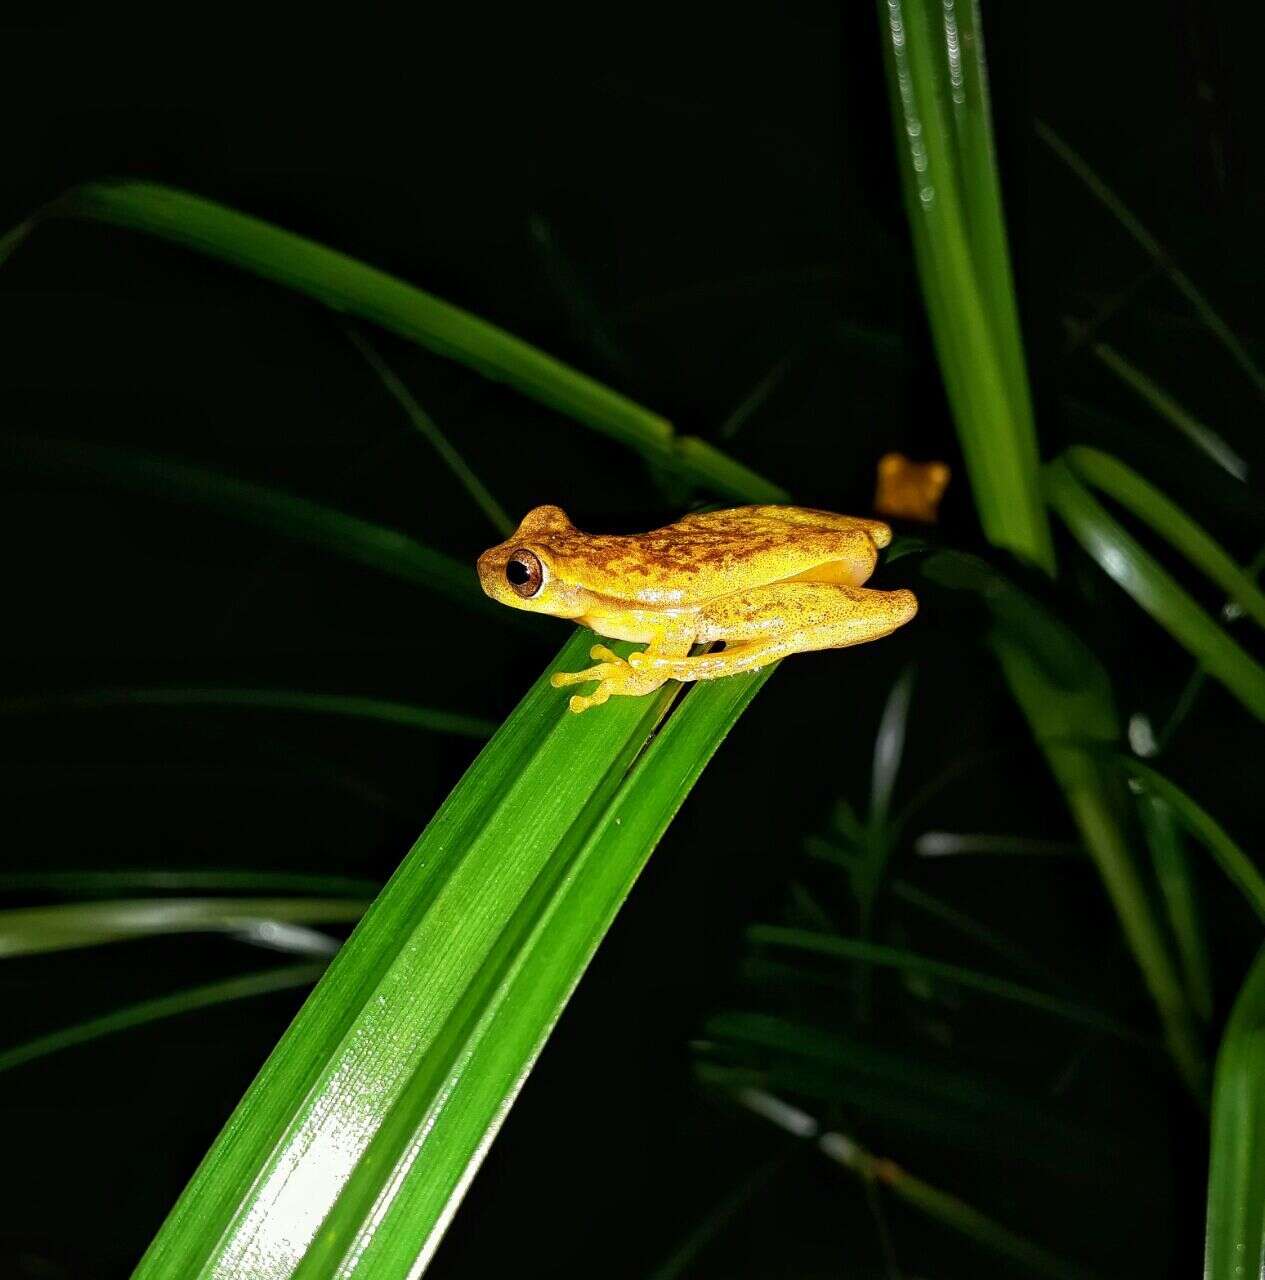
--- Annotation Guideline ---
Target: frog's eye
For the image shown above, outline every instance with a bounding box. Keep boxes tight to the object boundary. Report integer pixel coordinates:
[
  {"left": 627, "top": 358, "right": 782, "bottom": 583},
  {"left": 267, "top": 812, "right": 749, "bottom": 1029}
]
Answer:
[{"left": 505, "top": 548, "right": 544, "bottom": 598}]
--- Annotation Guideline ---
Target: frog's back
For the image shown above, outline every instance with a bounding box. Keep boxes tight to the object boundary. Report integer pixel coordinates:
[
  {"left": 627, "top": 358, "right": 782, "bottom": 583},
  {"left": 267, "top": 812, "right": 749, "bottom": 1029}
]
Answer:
[{"left": 540, "top": 505, "right": 892, "bottom": 606}]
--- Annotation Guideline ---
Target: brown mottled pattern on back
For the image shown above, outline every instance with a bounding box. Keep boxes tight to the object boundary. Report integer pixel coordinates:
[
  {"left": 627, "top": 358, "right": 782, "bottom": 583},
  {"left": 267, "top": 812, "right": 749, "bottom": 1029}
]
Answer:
[{"left": 533, "top": 505, "right": 891, "bottom": 605}]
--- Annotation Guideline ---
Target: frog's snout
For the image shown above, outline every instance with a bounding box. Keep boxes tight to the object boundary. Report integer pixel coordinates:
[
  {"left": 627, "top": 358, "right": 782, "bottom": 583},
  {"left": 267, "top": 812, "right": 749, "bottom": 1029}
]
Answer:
[{"left": 476, "top": 545, "right": 510, "bottom": 602}]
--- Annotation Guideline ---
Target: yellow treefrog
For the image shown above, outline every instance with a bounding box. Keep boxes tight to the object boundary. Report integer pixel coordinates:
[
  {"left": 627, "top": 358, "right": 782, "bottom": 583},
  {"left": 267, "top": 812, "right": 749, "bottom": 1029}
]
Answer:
[{"left": 477, "top": 504, "right": 918, "bottom": 713}]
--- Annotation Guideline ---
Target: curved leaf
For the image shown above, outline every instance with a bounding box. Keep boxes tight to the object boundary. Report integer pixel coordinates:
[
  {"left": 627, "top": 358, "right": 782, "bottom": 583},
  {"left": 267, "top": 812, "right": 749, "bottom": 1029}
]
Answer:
[
  {"left": 1045, "top": 456, "right": 1265, "bottom": 723},
  {"left": 134, "top": 631, "right": 774, "bottom": 1278},
  {"left": 17, "top": 181, "right": 787, "bottom": 503},
  {"left": 1065, "top": 447, "right": 1265, "bottom": 628},
  {"left": 0, "top": 686, "right": 495, "bottom": 740},
  {"left": 0, "top": 897, "right": 368, "bottom": 958},
  {"left": 1205, "top": 945, "right": 1265, "bottom": 1279},
  {"left": 2, "top": 432, "right": 491, "bottom": 614},
  {"left": 1125, "top": 759, "right": 1265, "bottom": 924},
  {"left": 0, "top": 964, "right": 325, "bottom": 1075},
  {"left": 747, "top": 925, "right": 1142, "bottom": 1043}
]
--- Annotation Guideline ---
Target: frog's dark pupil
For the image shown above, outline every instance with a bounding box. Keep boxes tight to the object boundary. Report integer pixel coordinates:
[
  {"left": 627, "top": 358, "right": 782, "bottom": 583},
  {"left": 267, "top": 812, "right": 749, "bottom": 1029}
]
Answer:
[{"left": 506, "top": 560, "right": 531, "bottom": 586}]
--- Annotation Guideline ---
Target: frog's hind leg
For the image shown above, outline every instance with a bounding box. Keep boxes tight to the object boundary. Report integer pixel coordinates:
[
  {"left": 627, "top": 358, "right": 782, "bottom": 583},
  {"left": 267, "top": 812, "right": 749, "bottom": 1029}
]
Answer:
[
  {"left": 626, "top": 583, "right": 917, "bottom": 686},
  {"left": 551, "top": 629, "right": 694, "bottom": 713}
]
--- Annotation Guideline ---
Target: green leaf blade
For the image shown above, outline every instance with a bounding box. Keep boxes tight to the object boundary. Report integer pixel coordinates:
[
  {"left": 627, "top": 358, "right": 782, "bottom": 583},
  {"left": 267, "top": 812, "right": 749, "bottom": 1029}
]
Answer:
[{"left": 132, "top": 633, "right": 773, "bottom": 1278}]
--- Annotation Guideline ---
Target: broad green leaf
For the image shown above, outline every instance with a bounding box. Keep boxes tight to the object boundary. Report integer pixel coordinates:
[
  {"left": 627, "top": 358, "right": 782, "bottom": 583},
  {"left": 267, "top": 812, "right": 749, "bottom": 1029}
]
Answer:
[
  {"left": 1064, "top": 447, "right": 1265, "bottom": 628},
  {"left": 2, "top": 433, "right": 493, "bottom": 615},
  {"left": 0, "top": 964, "right": 326, "bottom": 1075},
  {"left": 134, "top": 630, "right": 773, "bottom": 1278},
  {"left": 878, "top": 0, "right": 1053, "bottom": 572},
  {"left": 746, "top": 925, "right": 1142, "bottom": 1043},
  {"left": 1205, "top": 944, "right": 1265, "bottom": 1279},
  {"left": 1036, "top": 120, "right": 1265, "bottom": 400},
  {"left": 0, "top": 685, "right": 494, "bottom": 740},
  {"left": 0, "top": 897, "right": 368, "bottom": 958},
  {"left": 1045, "top": 456, "right": 1265, "bottom": 723},
  {"left": 16, "top": 181, "right": 787, "bottom": 503}
]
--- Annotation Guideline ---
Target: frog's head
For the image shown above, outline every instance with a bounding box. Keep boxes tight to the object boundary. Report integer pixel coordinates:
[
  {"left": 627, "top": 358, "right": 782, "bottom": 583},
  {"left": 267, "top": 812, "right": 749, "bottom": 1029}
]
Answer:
[{"left": 477, "top": 505, "right": 589, "bottom": 618}]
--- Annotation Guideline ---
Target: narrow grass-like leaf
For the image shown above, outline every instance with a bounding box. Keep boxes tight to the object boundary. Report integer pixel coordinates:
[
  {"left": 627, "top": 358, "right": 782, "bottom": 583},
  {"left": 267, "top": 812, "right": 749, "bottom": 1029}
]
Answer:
[
  {"left": 703, "top": 1011, "right": 1117, "bottom": 1171},
  {"left": 859, "top": 1146, "right": 1099, "bottom": 1280},
  {"left": 2, "top": 433, "right": 493, "bottom": 615},
  {"left": 0, "top": 686, "right": 495, "bottom": 740},
  {"left": 1045, "top": 456, "right": 1265, "bottom": 722},
  {"left": 735, "top": 1088, "right": 1098, "bottom": 1280},
  {"left": 918, "top": 548, "right": 1205, "bottom": 1093},
  {"left": 1070, "top": 327, "right": 1248, "bottom": 480},
  {"left": 14, "top": 181, "right": 786, "bottom": 503},
  {"left": 870, "top": 666, "right": 915, "bottom": 825},
  {"left": 1137, "top": 792, "right": 1213, "bottom": 1022},
  {"left": 0, "top": 898, "right": 368, "bottom": 958},
  {"left": 1205, "top": 944, "right": 1265, "bottom": 1279},
  {"left": 133, "top": 630, "right": 772, "bottom": 1278},
  {"left": 747, "top": 925, "right": 1141, "bottom": 1043},
  {"left": 0, "top": 964, "right": 325, "bottom": 1075},
  {"left": 879, "top": 10, "right": 1205, "bottom": 1094},
  {"left": 1125, "top": 759, "right": 1265, "bottom": 924},
  {"left": 1037, "top": 120, "right": 1265, "bottom": 400},
  {"left": 0, "top": 870, "right": 380, "bottom": 897},
  {"left": 344, "top": 327, "right": 514, "bottom": 537},
  {"left": 914, "top": 832, "right": 1081, "bottom": 858},
  {"left": 1064, "top": 446, "right": 1265, "bottom": 627},
  {"left": 889, "top": 879, "right": 1073, "bottom": 993},
  {"left": 878, "top": 0, "right": 1054, "bottom": 571}
]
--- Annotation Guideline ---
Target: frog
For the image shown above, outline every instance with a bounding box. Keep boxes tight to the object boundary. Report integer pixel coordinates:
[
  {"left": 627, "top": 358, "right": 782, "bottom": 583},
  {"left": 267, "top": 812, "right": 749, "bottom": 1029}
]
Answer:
[{"left": 477, "top": 504, "right": 918, "bottom": 713}]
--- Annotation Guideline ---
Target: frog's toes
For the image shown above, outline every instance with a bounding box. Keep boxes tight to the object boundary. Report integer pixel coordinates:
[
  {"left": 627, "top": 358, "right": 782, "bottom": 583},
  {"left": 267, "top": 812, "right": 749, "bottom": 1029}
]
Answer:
[
  {"left": 589, "top": 644, "right": 621, "bottom": 663},
  {"left": 550, "top": 654, "right": 628, "bottom": 691},
  {"left": 567, "top": 683, "right": 614, "bottom": 714}
]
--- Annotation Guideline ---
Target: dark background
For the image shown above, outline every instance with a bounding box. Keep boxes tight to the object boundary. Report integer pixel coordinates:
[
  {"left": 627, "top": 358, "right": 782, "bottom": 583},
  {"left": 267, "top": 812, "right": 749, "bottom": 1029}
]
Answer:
[{"left": 1, "top": 6, "right": 1262, "bottom": 1276}]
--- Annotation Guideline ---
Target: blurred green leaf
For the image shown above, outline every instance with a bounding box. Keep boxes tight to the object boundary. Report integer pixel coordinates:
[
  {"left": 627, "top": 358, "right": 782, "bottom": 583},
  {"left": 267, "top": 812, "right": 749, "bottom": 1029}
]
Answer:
[
  {"left": 344, "top": 326, "right": 514, "bottom": 537},
  {"left": 916, "top": 546, "right": 1206, "bottom": 1092},
  {"left": 0, "top": 686, "right": 495, "bottom": 740},
  {"left": 15, "top": 181, "right": 787, "bottom": 503},
  {"left": 134, "top": 630, "right": 773, "bottom": 1278},
  {"left": 1137, "top": 792, "right": 1214, "bottom": 1023},
  {"left": 870, "top": 666, "right": 915, "bottom": 826},
  {"left": 0, "top": 870, "right": 380, "bottom": 898},
  {"left": 702, "top": 1011, "right": 1120, "bottom": 1173},
  {"left": 1069, "top": 327, "right": 1248, "bottom": 481},
  {"left": 1205, "top": 944, "right": 1265, "bottom": 1279},
  {"left": 2, "top": 433, "right": 494, "bottom": 615},
  {"left": 1045, "top": 455, "right": 1265, "bottom": 723},
  {"left": 746, "top": 925, "right": 1143, "bottom": 1043},
  {"left": 0, "top": 897, "right": 368, "bottom": 958},
  {"left": 914, "top": 832, "right": 1081, "bottom": 858},
  {"left": 0, "top": 964, "right": 326, "bottom": 1075},
  {"left": 1064, "top": 447, "right": 1265, "bottom": 628},
  {"left": 1125, "top": 759, "right": 1265, "bottom": 924},
  {"left": 1037, "top": 120, "right": 1265, "bottom": 401},
  {"left": 734, "top": 1088, "right": 1099, "bottom": 1280},
  {"left": 878, "top": 0, "right": 1053, "bottom": 572}
]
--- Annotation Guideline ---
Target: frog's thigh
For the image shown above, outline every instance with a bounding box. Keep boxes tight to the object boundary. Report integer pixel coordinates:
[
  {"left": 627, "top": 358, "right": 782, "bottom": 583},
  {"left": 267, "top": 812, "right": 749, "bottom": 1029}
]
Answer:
[{"left": 634, "top": 584, "right": 917, "bottom": 683}]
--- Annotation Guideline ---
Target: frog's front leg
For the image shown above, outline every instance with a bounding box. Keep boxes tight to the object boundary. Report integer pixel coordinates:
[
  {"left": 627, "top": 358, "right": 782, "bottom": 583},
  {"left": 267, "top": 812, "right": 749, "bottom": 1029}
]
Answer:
[{"left": 551, "top": 626, "right": 694, "bottom": 714}]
